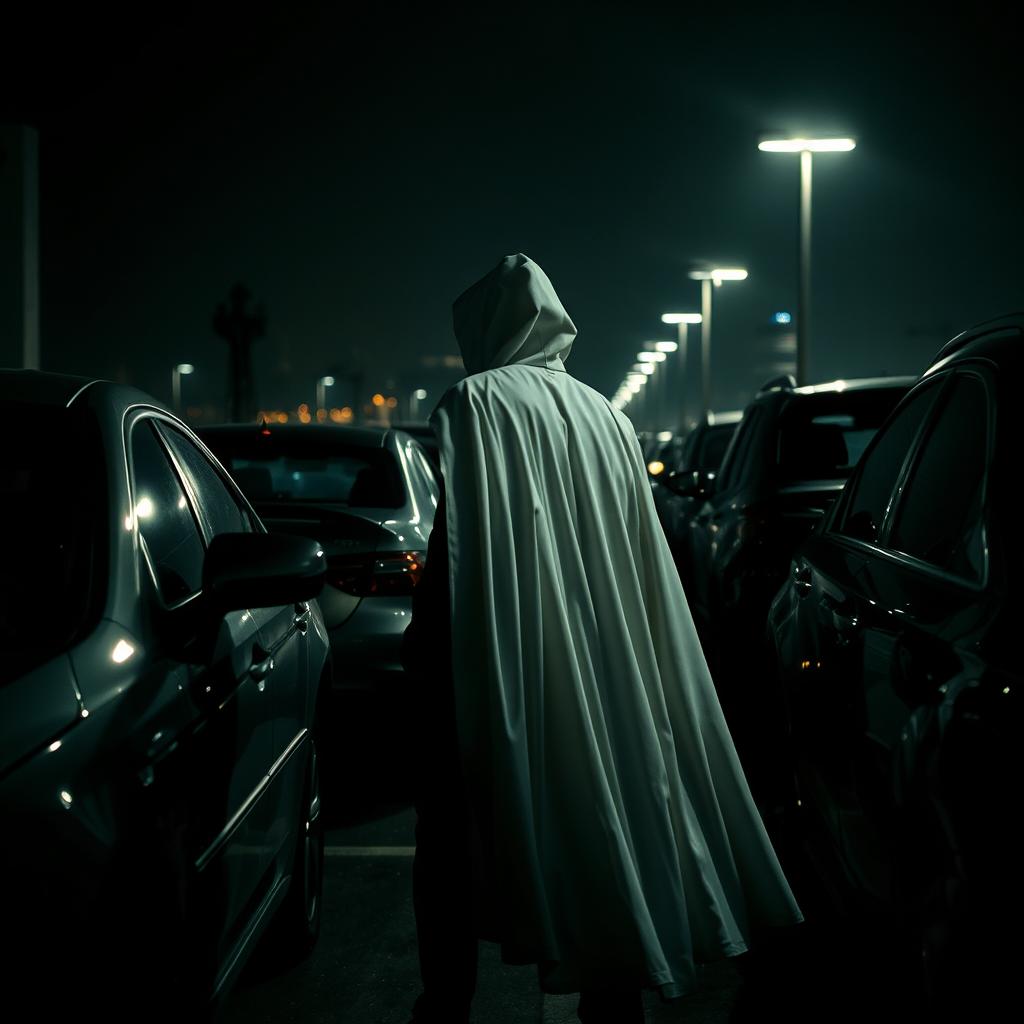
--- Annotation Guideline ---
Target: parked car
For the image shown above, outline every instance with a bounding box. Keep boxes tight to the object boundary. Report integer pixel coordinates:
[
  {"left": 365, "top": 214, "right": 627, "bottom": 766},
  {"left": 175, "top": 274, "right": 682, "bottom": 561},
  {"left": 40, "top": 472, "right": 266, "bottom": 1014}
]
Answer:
[
  {"left": 767, "top": 317, "right": 1022, "bottom": 1011},
  {"left": 650, "top": 411, "right": 742, "bottom": 592},
  {"left": 389, "top": 420, "right": 441, "bottom": 472},
  {"left": 651, "top": 410, "right": 742, "bottom": 483},
  {"left": 198, "top": 423, "right": 439, "bottom": 696},
  {"left": 0, "top": 370, "right": 330, "bottom": 1019},
  {"left": 678, "top": 374, "right": 915, "bottom": 804}
]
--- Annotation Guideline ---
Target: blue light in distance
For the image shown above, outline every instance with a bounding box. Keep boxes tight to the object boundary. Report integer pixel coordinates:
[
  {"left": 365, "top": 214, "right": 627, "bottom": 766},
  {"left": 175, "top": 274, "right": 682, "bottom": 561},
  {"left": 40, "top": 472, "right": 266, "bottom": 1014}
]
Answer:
[{"left": 774, "top": 311, "right": 793, "bottom": 325}]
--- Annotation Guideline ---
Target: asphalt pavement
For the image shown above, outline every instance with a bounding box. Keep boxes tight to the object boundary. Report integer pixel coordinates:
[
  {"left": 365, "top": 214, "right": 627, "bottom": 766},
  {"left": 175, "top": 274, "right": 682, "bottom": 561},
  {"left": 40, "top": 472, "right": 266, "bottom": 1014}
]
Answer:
[{"left": 219, "top": 693, "right": 926, "bottom": 1024}]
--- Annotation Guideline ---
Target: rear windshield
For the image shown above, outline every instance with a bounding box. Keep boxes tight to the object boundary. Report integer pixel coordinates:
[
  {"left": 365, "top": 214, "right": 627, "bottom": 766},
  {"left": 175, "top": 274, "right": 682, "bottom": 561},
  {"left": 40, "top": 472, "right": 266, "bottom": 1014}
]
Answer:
[
  {"left": 777, "top": 388, "right": 908, "bottom": 483},
  {"left": 203, "top": 434, "right": 405, "bottom": 508},
  {"left": 0, "top": 404, "right": 107, "bottom": 683}
]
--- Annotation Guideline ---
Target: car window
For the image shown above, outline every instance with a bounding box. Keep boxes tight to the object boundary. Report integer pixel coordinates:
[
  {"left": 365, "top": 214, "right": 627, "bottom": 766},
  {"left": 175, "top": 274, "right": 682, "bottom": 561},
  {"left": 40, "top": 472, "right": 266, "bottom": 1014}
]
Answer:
[
  {"left": 836, "top": 380, "right": 943, "bottom": 545},
  {"left": 777, "top": 387, "right": 908, "bottom": 484},
  {"left": 131, "top": 420, "right": 206, "bottom": 604},
  {"left": 159, "top": 424, "right": 255, "bottom": 538},
  {"left": 697, "top": 425, "right": 736, "bottom": 471},
  {"left": 715, "top": 409, "right": 760, "bottom": 493},
  {"left": 205, "top": 435, "right": 405, "bottom": 508},
  {"left": 887, "top": 374, "right": 988, "bottom": 580}
]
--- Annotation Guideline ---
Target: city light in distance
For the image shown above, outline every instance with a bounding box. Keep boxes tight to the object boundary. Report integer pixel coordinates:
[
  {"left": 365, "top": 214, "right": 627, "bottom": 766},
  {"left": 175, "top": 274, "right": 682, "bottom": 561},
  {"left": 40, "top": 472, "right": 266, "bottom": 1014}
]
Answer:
[{"left": 661, "top": 313, "right": 703, "bottom": 325}]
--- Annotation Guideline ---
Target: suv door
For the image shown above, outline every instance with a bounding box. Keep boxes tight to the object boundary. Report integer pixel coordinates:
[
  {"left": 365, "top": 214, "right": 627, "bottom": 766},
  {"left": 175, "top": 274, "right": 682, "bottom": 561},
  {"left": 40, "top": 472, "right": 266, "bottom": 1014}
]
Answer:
[{"left": 787, "top": 371, "right": 993, "bottom": 903}]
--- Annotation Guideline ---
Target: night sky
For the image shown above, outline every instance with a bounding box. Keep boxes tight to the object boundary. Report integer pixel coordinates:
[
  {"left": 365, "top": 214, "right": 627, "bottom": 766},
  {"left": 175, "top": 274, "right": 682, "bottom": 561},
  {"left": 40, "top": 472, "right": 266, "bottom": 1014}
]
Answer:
[{"left": 4, "top": 2, "right": 1020, "bottom": 421}]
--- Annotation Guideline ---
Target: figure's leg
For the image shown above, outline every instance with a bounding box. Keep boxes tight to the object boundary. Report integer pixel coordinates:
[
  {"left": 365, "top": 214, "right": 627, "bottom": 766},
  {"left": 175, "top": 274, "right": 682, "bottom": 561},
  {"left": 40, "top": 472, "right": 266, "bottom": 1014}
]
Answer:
[{"left": 410, "top": 685, "right": 478, "bottom": 1023}]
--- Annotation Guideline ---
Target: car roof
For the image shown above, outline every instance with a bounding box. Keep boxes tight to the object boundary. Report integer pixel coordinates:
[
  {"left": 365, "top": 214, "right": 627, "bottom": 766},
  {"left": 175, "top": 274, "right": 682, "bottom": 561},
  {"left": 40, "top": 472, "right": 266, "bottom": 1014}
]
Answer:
[
  {"left": 790, "top": 375, "right": 918, "bottom": 396},
  {"left": 706, "top": 410, "right": 743, "bottom": 425},
  {"left": 924, "top": 312, "right": 1024, "bottom": 376},
  {"left": 0, "top": 369, "right": 100, "bottom": 407},
  {"left": 0, "top": 370, "right": 177, "bottom": 416},
  {"left": 198, "top": 422, "right": 390, "bottom": 448}
]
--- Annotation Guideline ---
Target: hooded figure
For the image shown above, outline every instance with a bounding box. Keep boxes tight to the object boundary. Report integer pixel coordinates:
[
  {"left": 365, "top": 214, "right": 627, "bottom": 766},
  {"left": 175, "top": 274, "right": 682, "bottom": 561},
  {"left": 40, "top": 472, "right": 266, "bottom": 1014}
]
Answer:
[{"left": 404, "top": 254, "right": 802, "bottom": 1022}]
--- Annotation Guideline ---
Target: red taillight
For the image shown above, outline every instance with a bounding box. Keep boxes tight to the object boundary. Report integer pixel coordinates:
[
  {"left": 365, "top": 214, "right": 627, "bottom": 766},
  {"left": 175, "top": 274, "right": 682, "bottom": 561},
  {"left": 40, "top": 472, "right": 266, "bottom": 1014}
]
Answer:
[{"left": 329, "top": 550, "right": 425, "bottom": 597}]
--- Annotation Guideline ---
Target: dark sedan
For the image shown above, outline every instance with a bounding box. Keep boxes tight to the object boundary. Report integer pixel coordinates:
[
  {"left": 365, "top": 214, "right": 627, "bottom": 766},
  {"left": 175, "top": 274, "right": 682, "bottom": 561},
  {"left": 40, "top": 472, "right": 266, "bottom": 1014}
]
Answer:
[
  {"left": 0, "top": 371, "right": 330, "bottom": 1019},
  {"left": 198, "top": 423, "right": 439, "bottom": 697},
  {"left": 767, "top": 317, "right": 1022, "bottom": 1013}
]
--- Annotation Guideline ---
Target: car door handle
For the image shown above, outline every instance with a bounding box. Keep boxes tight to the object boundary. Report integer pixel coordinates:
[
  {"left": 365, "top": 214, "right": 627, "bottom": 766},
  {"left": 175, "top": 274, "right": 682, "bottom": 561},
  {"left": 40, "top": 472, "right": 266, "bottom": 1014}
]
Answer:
[
  {"left": 794, "top": 565, "right": 813, "bottom": 595},
  {"left": 250, "top": 646, "right": 275, "bottom": 684},
  {"left": 294, "top": 601, "right": 310, "bottom": 634}
]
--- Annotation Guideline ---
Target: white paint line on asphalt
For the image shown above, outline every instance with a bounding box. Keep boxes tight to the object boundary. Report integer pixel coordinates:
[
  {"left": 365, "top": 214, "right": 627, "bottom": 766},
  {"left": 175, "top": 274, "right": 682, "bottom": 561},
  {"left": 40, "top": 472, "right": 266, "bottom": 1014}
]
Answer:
[{"left": 325, "top": 845, "right": 416, "bottom": 857}]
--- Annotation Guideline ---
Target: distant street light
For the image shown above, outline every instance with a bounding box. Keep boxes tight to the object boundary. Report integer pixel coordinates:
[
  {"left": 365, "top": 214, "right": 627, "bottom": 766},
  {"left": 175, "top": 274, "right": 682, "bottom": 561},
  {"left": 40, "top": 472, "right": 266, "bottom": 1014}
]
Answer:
[
  {"left": 316, "top": 375, "right": 335, "bottom": 415},
  {"left": 660, "top": 313, "right": 702, "bottom": 429},
  {"left": 759, "top": 136, "right": 856, "bottom": 384},
  {"left": 687, "top": 269, "right": 748, "bottom": 420},
  {"left": 410, "top": 387, "right": 428, "bottom": 420},
  {"left": 172, "top": 363, "right": 194, "bottom": 414}
]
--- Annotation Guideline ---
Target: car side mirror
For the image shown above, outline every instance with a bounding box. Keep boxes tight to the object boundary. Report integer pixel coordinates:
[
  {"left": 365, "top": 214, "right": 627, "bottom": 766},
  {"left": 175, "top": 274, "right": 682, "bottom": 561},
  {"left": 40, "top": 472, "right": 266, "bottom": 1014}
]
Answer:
[
  {"left": 203, "top": 532, "right": 326, "bottom": 614},
  {"left": 664, "top": 469, "right": 713, "bottom": 499}
]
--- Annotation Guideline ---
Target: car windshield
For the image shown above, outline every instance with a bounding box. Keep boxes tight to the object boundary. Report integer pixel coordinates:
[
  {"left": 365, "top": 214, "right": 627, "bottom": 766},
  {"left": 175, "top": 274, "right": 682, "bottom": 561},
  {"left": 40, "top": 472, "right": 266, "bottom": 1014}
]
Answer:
[
  {"left": 206, "top": 435, "right": 405, "bottom": 507},
  {"left": 777, "top": 388, "right": 908, "bottom": 483},
  {"left": 0, "top": 403, "right": 107, "bottom": 684}
]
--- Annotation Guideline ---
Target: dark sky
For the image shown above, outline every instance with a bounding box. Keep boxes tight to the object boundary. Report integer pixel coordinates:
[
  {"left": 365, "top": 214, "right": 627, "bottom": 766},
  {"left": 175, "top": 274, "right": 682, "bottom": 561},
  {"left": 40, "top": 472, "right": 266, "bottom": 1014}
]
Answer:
[{"left": 5, "top": 1, "right": 1021, "bottom": 420}]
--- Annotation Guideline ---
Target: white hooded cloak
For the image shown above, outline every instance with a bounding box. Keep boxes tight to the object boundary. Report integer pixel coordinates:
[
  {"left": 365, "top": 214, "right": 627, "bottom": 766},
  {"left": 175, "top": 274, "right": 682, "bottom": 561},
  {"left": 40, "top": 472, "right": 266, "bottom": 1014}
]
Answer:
[{"left": 429, "top": 253, "right": 803, "bottom": 998}]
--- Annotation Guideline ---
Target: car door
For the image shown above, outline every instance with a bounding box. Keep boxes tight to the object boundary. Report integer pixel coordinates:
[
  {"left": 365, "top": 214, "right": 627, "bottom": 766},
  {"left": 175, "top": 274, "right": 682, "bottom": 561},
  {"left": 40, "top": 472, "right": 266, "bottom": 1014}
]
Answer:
[
  {"left": 156, "top": 421, "right": 313, "bottom": 870},
  {"left": 128, "top": 415, "right": 276, "bottom": 975},
  {"left": 790, "top": 372, "right": 991, "bottom": 903}
]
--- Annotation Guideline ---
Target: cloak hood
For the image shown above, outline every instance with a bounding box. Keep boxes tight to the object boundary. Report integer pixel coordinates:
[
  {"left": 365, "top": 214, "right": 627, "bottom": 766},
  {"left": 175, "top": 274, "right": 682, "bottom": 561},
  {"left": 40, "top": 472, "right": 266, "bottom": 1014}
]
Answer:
[{"left": 452, "top": 253, "right": 577, "bottom": 376}]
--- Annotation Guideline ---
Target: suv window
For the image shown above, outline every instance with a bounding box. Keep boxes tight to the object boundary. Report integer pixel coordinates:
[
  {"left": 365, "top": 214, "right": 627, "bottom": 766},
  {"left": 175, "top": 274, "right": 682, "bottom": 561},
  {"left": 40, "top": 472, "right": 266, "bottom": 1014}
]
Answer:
[
  {"left": 777, "top": 387, "right": 907, "bottom": 484},
  {"left": 131, "top": 420, "right": 206, "bottom": 604},
  {"left": 715, "top": 408, "right": 761, "bottom": 493},
  {"left": 159, "top": 424, "right": 255, "bottom": 538},
  {"left": 697, "top": 425, "right": 736, "bottom": 472},
  {"left": 836, "top": 380, "right": 942, "bottom": 545},
  {"left": 888, "top": 374, "right": 988, "bottom": 580}
]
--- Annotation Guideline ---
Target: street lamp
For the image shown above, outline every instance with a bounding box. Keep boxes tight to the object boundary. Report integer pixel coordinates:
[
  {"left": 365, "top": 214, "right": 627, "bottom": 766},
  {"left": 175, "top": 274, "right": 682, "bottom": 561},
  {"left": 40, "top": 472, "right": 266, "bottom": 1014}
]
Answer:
[
  {"left": 686, "top": 269, "right": 748, "bottom": 421},
  {"left": 637, "top": 350, "right": 668, "bottom": 430},
  {"left": 758, "top": 136, "right": 856, "bottom": 384},
  {"left": 172, "top": 363, "right": 194, "bottom": 414},
  {"left": 660, "top": 313, "right": 702, "bottom": 430},
  {"left": 410, "top": 388, "right": 428, "bottom": 420},
  {"left": 316, "top": 375, "right": 335, "bottom": 416}
]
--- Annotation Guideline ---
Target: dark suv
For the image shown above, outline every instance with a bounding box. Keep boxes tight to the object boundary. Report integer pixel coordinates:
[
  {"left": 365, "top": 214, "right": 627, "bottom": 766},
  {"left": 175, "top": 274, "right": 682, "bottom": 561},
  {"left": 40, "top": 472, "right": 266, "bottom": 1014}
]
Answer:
[
  {"left": 679, "top": 374, "right": 914, "bottom": 803},
  {"left": 768, "top": 316, "right": 1022, "bottom": 1013}
]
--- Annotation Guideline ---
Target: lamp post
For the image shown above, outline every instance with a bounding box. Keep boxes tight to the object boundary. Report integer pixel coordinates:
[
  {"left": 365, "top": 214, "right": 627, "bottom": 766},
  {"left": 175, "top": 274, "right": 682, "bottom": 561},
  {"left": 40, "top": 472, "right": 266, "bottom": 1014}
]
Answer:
[
  {"left": 637, "top": 350, "right": 667, "bottom": 430},
  {"left": 660, "top": 313, "right": 702, "bottom": 430},
  {"left": 758, "top": 136, "right": 855, "bottom": 385},
  {"left": 316, "top": 375, "right": 335, "bottom": 417},
  {"left": 410, "top": 388, "right": 428, "bottom": 421},
  {"left": 686, "top": 269, "right": 748, "bottom": 421},
  {"left": 622, "top": 371, "right": 647, "bottom": 426},
  {"left": 172, "top": 363, "right": 194, "bottom": 415}
]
